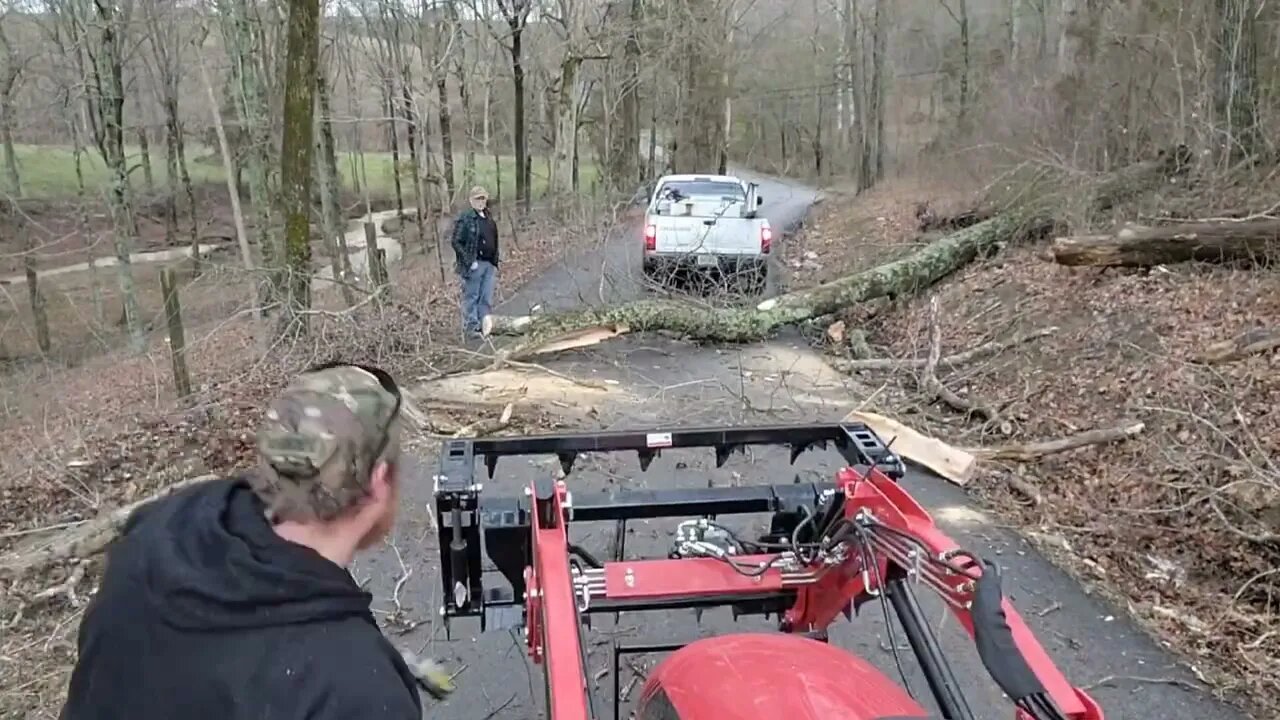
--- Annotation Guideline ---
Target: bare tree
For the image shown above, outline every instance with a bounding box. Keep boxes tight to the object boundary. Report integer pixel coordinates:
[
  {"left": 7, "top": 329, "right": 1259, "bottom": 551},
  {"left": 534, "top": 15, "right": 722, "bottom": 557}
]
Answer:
[
  {"left": 495, "top": 0, "right": 533, "bottom": 209},
  {"left": 139, "top": 0, "right": 202, "bottom": 255},
  {"left": 0, "top": 2, "right": 30, "bottom": 197},
  {"left": 277, "top": 0, "right": 322, "bottom": 330},
  {"left": 56, "top": 0, "right": 147, "bottom": 351}
]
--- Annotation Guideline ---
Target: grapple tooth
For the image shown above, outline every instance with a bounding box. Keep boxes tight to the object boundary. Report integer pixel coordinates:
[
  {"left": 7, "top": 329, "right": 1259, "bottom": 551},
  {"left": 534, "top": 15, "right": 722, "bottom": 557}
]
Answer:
[
  {"left": 557, "top": 451, "right": 577, "bottom": 476},
  {"left": 637, "top": 449, "right": 657, "bottom": 471},
  {"left": 693, "top": 607, "right": 704, "bottom": 625},
  {"left": 714, "top": 444, "right": 735, "bottom": 468},
  {"left": 485, "top": 454, "right": 499, "bottom": 478},
  {"left": 789, "top": 443, "right": 806, "bottom": 464}
]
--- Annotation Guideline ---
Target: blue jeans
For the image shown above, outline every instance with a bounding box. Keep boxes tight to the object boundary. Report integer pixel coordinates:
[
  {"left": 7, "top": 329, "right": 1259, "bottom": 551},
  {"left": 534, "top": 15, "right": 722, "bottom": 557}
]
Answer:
[{"left": 460, "top": 260, "right": 497, "bottom": 335}]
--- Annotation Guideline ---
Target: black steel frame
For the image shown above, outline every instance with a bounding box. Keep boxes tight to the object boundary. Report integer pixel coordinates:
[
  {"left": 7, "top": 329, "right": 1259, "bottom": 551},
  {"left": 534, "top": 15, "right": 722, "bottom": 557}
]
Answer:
[{"left": 432, "top": 422, "right": 905, "bottom": 633}]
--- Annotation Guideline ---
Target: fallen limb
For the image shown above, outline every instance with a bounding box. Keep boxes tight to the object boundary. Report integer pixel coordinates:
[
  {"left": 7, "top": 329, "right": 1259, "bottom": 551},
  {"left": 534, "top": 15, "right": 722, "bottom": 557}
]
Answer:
[
  {"left": 450, "top": 403, "right": 515, "bottom": 438},
  {"left": 485, "top": 153, "right": 1183, "bottom": 351},
  {"left": 1194, "top": 327, "right": 1280, "bottom": 364},
  {"left": 1051, "top": 219, "right": 1280, "bottom": 267},
  {"left": 832, "top": 326, "right": 1058, "bottom": 372},
  {"left": 919, "top": 296, "right": 1000, "bottom": 423},
  {"left": 843, "top": 410, "right": 977, "bottom": 486},
  {"left": 970, "top": 422, "right": 1145, "bottom": 462},
  {"left": 0, "top": 473, "right": 218, "bottom": 582}
]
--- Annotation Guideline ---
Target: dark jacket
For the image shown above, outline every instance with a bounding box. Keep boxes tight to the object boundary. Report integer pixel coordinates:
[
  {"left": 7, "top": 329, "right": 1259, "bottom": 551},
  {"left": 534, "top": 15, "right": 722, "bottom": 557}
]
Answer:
[
  {"left": 451, "top": 207, "right": 499, "bottom": 275},
  {"left": 61, "top": 477, "right": 421, "bottom": 720}
]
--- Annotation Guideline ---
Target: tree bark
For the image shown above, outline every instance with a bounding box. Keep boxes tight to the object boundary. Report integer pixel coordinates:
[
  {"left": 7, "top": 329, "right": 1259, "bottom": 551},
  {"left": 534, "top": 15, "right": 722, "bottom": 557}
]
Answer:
[
  {"left": 485, "top": 152, "right": 1185, "bottom": 347},
  {"left": 1051, "top": 219, "right": 1280, "bottom": 267},
  {"left": 278, "top": 0, "right": 321, "bottom": 330}
]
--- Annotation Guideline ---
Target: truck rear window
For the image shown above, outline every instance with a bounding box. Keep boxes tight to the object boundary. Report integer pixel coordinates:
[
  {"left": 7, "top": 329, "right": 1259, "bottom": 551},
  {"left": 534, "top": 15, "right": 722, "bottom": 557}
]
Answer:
[{"left": 657, "top": 181, "right": 744, "bottom": 202}]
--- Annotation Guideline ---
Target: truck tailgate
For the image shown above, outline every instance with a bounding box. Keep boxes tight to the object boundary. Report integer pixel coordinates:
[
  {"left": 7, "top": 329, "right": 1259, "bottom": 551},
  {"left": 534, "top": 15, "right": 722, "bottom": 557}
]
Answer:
[{"left": 650, "top": 216, "right": 762, "bottom": 255}]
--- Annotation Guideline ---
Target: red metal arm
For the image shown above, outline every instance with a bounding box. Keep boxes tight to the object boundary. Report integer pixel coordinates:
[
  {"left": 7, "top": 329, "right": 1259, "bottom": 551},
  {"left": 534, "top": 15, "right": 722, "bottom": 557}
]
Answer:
[
  {"left": 527, "top": 480, "right": 592, "bottom": 720},
  {"left": 524, "top": 469, "right": 1104, "bottom": 720}
]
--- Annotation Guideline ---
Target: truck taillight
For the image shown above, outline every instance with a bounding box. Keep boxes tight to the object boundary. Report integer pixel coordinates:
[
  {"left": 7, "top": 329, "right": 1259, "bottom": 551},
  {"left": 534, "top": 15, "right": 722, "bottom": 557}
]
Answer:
[
  {"left": 760, "top": 226, "right": 773, "bottom": 254},
  {"left": 644, "top": 224, "right": 657, "bottom": 251}
]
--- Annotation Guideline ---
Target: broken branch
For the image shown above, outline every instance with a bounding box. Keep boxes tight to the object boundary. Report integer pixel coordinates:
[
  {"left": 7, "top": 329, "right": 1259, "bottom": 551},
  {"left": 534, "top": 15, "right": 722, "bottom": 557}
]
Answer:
[
  {"left": 970, "top": 422, "right": 1146, "bottom": 462},
  {"left": 832, "top": 327, "right": 1058, "bottom": 372},
  {"left": 1193, "top": 327, "right": 1280, "bottom": 364},
  {"left": 919, "top": 296, "right": 999, "bottom": 422},
  {"left": 450, "top": 403, "right": 515, "bottom": 438}
]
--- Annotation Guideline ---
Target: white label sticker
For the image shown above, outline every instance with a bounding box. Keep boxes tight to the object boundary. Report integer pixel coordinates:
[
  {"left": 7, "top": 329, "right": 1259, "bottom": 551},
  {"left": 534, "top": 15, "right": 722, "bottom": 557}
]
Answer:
[{"left": 645, "top": 432, "right": 673, "bottom": 448}]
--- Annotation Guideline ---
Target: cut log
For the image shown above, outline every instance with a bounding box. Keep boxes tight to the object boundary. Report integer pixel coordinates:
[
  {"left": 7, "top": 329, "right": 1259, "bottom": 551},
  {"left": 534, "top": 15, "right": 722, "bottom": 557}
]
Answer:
[
  {"left": 1193, "top": 327, "right": 1280, "bottom": 364},
  {"left": 486, "top": 152, "right": 1186, "bottom": 350},
  {"left": 843, "top": 410, "right": 977, "bottom": 486},
  {"left": 1051, "top": 219, "right": 1280, "bottom": 267}
]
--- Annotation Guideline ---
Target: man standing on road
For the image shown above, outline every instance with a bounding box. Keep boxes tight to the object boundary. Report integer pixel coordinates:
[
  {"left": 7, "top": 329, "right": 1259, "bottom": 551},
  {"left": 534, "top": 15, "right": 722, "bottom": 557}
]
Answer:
[
  {"left": 61, "top": 362, "right": 454, "bottom": 720},
  {"left": 451, "top": 185, "right": 500, "bottom": 337}
]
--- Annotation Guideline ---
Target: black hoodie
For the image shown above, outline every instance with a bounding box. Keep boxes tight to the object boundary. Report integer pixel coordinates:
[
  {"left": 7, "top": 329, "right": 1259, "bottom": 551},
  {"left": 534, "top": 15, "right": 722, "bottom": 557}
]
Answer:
[{"left": 61, "top": 477, "right": 422, "bottom": 720}]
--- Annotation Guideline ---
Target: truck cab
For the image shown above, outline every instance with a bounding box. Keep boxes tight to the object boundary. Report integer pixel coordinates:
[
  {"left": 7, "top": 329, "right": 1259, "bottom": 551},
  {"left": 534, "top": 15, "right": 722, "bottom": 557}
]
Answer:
[{"left": 641, "top": 173, "right": 772, "bottom": 292}]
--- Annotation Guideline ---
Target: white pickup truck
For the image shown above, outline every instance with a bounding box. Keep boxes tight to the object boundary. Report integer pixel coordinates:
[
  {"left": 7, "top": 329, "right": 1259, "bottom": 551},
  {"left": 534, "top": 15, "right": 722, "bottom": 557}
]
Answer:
[{"left": 641, "top": 173, "right": 772, "bottom": 290}]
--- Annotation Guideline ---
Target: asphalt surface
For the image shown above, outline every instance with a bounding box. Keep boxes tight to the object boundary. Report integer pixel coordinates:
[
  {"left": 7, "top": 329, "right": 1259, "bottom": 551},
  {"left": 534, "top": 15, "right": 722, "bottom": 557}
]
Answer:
[{"left": 353, "top": 174, "right": 1249, "bottom": 720}]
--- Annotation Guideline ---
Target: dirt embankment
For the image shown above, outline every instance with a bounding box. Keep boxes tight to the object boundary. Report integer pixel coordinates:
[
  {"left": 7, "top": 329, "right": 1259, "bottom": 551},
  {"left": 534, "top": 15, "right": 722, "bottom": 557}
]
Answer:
[{"left": 787, "top": 176, "right": 1280, "bottom": 714}]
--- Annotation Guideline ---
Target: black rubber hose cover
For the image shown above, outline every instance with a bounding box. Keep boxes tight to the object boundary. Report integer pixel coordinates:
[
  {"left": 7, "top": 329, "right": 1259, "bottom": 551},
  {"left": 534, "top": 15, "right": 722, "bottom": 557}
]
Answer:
[{"left": 971, "top": 559, "right": 1048, "bottom": 701}]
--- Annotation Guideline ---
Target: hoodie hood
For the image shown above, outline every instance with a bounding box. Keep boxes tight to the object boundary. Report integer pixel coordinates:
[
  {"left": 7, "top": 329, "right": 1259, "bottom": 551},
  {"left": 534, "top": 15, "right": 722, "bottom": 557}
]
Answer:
[{"left": 129, "top": 477, "right": 374, "bottom": 631}]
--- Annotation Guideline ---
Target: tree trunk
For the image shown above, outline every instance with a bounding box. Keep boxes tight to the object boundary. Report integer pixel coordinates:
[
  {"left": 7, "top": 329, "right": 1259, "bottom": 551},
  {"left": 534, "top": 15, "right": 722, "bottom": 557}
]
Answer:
[
  {"left": 278, "top": 0, "right": 321, "bottom": 331},
  {"left": 512, "top": 31, "right": 528, "bottom": 207},
  {"left": 221, "top": 0, "right": 280, "bottom": 309},
  {"left": 401, "top": 81, "right": 430, "bottom": 258},
  {"left": 486, "top": 152, "right": 1186, "bottom": 345},
  {"left": 437, "top": 76, "right": 457, "bottom": 203},
  {"left": 0, "top": 88, "right": 21, "bottom": 196},
  {"left": 549, "top": 56, "right": 582, "bottom": 198},
  {"left": 1051, "top": 220, "right": 1280, "bottom": 267},
  {"left": 315, "top": 63, "right": 355, "bottom": 306},
  {"left": 870, "top": 0, "right": 887, "bottom": 181},
  {"left": 1055, "top": 0, "right": 1097, "bottom": 130},
  {"left": 162, "top": 96, "right": 199, "bottom": 251},
  {"left": 385, "top": 79, "right": 405, "bottom": 217},
  {"left": 672, "top": 0, "right": 726, "bottom": 173},
  {"left": 607, "top": 0, "right": 642, "bottom": 191},
  {"left": 1214, "top": 0, "right": 1260, "bottom": 161},
  {"left": 137, "top": 126, "right": 155, "bottom": 194},
  {"left": 199, "top": 60, "right": 254, "bottom": 272},
  {"left": 89, "top": 2, "right": 146, "bottom": 353},
  {"left": 443, "top": 0, "right": 475, "bottom": 184}
]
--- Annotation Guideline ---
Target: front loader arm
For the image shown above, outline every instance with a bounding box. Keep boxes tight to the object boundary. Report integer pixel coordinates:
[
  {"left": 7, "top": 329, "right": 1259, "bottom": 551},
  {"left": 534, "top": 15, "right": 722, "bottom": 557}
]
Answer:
[{"left": 787, "top": 466, "right": 1104, "bottom": 720}]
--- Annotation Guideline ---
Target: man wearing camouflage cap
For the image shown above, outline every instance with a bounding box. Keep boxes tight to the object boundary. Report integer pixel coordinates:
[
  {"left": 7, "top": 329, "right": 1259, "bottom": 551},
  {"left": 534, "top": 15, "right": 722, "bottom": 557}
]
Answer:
[{"left": 62, "top": 362, "right": 452, "bottom": 720}]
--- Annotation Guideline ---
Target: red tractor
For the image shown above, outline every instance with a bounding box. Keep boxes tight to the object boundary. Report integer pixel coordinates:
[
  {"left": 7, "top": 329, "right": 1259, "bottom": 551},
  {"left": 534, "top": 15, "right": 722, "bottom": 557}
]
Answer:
[{"left": 434, "top": 423, "right": 1105, "bottom": 720}]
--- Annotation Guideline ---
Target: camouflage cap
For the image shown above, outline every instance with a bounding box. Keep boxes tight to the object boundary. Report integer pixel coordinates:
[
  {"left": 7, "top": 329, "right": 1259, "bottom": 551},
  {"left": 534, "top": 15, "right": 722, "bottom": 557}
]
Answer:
[{"left": 252, "top": 364, "right": 402, "bottom": 522}]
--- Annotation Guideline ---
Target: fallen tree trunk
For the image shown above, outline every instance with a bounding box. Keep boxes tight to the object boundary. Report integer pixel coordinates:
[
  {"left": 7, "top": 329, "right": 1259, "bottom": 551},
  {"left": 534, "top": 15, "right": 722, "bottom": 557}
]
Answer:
[
  {"left": 1051, "top": 219, "right": 1280, "bottom": 267},
  {"left": 486, "top": 152, "right": 1185, "bottom": 351},
  {"left": 0, "top": 473, "right": 218, "bottom": 582}
]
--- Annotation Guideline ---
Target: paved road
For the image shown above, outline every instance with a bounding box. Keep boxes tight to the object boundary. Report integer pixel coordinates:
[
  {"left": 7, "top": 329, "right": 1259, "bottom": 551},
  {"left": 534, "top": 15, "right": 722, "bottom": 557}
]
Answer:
[{"left": 353, "top": 175, "right": 1249, "bottom": 720}]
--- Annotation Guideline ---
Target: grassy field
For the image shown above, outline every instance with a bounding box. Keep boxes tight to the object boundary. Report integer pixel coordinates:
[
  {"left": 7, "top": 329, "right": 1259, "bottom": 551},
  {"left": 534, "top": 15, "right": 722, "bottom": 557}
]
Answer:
[{"left": 9, "top": 142, "right": 600, "bottom": 202}]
